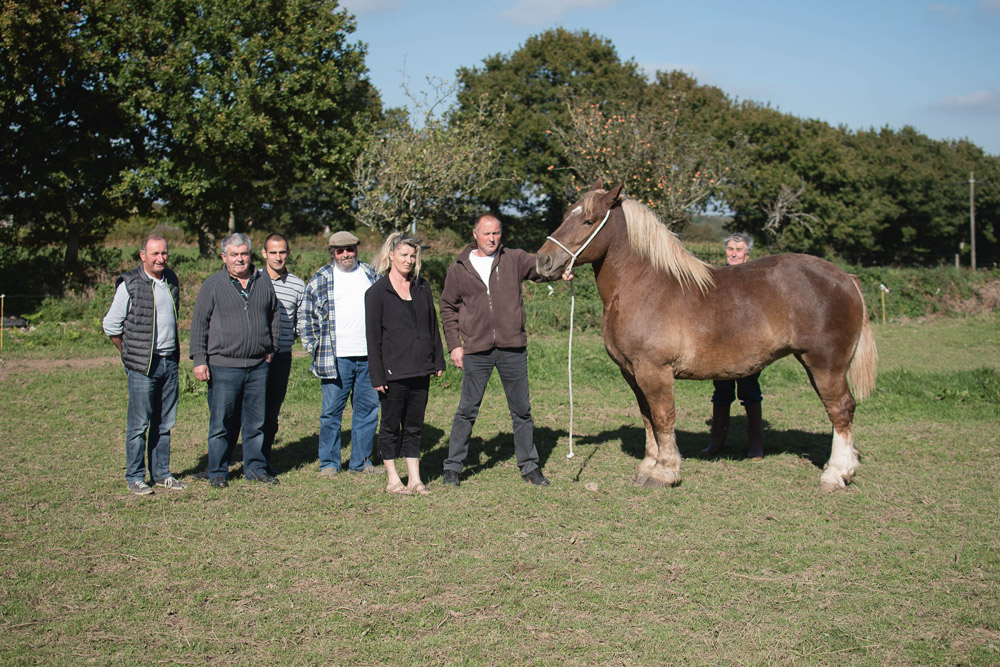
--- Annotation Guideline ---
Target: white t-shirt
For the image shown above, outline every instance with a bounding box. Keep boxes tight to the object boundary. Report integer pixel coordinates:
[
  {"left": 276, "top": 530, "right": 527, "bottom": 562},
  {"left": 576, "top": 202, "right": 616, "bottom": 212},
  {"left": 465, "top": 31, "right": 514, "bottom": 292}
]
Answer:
[
  {"left": 469, "top": 252, "right": 495, "bottom": 294},
  {"left": 332, "top": 265, "right": 371, "bottom": 357}
]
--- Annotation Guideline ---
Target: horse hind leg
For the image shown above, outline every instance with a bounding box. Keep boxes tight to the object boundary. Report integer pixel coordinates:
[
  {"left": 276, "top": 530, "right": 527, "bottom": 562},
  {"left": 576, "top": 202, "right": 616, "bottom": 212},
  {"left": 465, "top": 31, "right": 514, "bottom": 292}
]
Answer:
[{"left": 798, "top": 355, "right": 860, "bottom": 491}]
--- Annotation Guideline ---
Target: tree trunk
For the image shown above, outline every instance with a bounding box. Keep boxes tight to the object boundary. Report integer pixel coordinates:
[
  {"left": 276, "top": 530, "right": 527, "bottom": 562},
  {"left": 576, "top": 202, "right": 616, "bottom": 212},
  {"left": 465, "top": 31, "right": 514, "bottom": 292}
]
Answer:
[{"left": 64, "top": 227, "right": 80, "bottom": 270}]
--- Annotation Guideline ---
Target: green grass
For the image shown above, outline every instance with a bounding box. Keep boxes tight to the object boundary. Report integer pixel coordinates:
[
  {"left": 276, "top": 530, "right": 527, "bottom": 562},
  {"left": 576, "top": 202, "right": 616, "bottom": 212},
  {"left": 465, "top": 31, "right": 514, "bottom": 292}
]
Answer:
[{"left": 0, "top": 316, "right": 998, "bottom": 664}]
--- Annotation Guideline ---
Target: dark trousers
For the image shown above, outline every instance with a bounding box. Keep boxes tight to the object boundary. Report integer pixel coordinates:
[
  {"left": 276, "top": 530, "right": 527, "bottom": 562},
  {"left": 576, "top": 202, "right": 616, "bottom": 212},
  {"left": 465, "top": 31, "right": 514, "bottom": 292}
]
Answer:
[
  {"left": 712, "top": 372, "right": 763, "bottom": 406},
  {"left": 206, "top": 361, "right": 269, "bottom": 480},
  {"left": 377, "top": 375, "right": 430, "bottom": 460},
  {"left": 444, "top": 347, "right": 539, "bottom": 475},
  {"left": 262, "top": 350, "right": 293, "bottom": 472}
]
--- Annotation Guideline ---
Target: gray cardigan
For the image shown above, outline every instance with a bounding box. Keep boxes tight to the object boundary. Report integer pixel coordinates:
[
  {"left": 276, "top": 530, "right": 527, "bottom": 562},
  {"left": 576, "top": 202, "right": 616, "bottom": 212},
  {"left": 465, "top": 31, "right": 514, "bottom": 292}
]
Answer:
[{"left": 190, "top": 268, "right": 281, "bottom": 368}]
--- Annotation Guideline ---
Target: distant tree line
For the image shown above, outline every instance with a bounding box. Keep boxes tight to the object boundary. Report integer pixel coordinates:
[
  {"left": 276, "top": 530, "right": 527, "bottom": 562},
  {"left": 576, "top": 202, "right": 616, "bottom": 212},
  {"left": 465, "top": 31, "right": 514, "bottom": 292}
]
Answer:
[{"left": 3, "top": 8, "right": 997, "bottom": 269}]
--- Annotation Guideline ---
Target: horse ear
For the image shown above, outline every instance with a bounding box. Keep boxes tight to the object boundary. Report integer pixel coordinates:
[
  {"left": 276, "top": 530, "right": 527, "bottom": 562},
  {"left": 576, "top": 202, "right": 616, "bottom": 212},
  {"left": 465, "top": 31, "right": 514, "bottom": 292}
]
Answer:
[
  {"left": 603, "top": 182, "right": 624, "bottom": 205},
  {"left": 592, "top": 178, "right": 605, "bottom": 191}
]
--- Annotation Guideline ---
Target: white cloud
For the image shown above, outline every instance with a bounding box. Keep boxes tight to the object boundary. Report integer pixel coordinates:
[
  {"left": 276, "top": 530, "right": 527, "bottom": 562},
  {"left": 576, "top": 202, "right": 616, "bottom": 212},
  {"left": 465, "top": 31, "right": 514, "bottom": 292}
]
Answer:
[
  {"left": 339, "top": 0, "right": 400, "bottom": 15},
  {"left": 500, "top": 0, "right": 619, "bottom": 26},
  {"left": 936, "top": 90, "right": 1000, "bottom": 113}
]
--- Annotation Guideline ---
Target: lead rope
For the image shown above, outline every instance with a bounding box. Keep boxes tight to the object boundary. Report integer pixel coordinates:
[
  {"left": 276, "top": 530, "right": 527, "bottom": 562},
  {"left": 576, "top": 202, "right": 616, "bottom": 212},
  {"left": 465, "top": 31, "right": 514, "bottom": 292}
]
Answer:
[{"left": 545, "top": 208, "right": 612, "bottom": 460}]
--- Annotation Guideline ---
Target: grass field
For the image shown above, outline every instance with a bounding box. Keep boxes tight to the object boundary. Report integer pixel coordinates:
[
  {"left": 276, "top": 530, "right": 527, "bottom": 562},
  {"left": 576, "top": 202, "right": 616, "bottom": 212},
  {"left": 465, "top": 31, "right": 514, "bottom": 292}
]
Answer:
[{"left": 1, "top": 315, "right": 998, "bottom": 665}]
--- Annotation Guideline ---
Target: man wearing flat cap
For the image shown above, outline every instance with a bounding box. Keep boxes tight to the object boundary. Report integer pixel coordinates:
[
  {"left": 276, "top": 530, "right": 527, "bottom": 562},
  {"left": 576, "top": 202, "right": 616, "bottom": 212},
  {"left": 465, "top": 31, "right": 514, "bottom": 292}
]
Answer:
[{"left": 301, "top": 231, "right": 382, "bottom": 475}]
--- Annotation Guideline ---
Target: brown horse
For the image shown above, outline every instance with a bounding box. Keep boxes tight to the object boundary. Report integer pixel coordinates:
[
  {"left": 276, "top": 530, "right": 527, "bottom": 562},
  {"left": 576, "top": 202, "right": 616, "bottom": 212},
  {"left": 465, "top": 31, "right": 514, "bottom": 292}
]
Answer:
[{"left": 536, "top": 182, "right": 877, "bottom": 491}]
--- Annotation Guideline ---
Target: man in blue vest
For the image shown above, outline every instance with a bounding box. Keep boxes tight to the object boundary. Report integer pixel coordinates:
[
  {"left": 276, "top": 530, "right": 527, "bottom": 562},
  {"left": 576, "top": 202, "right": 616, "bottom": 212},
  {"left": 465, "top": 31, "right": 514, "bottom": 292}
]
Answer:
[{"left": 103, "top": 234, "right": 187, "bottom": 495}]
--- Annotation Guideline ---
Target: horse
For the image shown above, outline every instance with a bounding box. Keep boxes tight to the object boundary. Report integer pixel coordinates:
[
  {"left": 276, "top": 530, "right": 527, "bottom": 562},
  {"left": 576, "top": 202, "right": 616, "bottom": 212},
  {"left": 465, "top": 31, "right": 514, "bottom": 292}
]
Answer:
[{"left": 535, "top": 181, "right": 877, "bottom": 491}]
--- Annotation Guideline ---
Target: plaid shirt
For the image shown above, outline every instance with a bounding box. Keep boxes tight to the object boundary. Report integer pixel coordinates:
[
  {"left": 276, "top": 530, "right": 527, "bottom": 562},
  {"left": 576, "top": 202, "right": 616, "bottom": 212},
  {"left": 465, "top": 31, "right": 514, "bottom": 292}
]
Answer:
[{"left": 300, "top": 261, "right": 378, "bottom": 379}]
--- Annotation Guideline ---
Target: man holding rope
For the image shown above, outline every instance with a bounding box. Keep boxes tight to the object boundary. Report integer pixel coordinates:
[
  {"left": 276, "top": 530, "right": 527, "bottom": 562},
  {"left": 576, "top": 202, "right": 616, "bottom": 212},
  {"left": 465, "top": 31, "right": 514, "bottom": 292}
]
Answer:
[{"left": 440, "top": 214, "right": 569, "bottom": 488}]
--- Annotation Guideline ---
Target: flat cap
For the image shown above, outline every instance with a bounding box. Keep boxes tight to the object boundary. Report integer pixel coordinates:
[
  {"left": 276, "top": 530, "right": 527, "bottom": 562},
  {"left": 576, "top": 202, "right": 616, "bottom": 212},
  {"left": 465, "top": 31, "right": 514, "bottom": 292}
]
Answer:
[{"left": 328, "top": 231, "right": 360, "bottom": 247}]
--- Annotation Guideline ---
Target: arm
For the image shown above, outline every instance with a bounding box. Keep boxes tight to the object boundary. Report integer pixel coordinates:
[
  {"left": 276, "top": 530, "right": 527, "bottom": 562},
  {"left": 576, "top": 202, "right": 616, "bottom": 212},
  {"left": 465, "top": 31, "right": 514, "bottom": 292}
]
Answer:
[
  {"left": 189, "top": 276, "right": 215, "bottom": 381},
  {"left": 364, "top": 287, "right": 387, "bottom": 391},
  {"left": 102, "top": 281, "right": 131, "bottom": 350},
  {"left": 300, "top": 273, "right": 322, "bottom": 355},
  {"left": 439, "top": 265, "right": 463, "bottom": 367}
]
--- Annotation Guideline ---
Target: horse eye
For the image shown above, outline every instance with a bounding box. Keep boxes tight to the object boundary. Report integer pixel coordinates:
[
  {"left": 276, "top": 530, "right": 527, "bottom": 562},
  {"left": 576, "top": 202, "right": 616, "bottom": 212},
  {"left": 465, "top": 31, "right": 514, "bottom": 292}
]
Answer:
[{"left": 583, "top": 218, "right": 596, "bottom": 226}]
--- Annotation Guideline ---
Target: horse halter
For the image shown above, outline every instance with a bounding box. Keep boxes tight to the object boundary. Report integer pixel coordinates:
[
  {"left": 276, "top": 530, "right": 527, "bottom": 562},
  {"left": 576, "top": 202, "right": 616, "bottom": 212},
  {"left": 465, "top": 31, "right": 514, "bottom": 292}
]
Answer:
[{"left": 546, "top": 208, "right": 612, "bottom": 274}]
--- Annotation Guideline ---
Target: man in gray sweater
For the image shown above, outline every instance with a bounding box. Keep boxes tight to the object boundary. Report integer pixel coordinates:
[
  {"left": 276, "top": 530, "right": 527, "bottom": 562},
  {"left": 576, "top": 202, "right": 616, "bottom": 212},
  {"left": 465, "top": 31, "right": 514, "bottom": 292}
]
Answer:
[{"left": 190, "top": 233, "right": 281, "bottom": 488}]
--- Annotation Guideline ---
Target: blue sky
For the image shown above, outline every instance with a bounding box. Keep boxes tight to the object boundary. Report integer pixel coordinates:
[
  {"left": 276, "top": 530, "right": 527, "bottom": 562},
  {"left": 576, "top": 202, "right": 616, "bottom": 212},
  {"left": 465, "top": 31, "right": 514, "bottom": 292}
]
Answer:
[{"left": 339, "top": 0, "right": 1000, "bottom": 155}]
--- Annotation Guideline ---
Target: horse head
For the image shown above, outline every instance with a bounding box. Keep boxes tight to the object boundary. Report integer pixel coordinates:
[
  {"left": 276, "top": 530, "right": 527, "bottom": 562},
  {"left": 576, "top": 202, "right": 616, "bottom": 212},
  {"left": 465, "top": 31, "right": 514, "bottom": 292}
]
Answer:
[{"left": 536, "top": 179, "right": 624, "bottom": 279}]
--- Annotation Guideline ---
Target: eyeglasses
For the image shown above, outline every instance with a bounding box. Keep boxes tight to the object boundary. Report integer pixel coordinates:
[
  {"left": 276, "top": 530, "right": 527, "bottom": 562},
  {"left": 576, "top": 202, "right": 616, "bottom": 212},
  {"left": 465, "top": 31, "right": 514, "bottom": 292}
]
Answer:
[{"left": 333, "top": 246, "right": 356, "bottom": 255}]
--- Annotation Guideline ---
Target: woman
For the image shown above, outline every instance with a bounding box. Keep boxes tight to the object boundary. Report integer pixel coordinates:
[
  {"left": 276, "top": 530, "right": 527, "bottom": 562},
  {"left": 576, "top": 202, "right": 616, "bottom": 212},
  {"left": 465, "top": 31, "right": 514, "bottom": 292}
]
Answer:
[{"left": 365, "top": 233, "right": 445, "bottom": 495}]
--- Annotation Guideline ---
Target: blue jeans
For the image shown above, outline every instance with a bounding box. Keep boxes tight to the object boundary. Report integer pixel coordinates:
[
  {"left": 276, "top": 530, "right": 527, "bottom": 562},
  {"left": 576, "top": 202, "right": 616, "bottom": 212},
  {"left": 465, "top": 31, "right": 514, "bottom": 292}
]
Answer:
[
  {"left": 124, "top": 356, "right": 178, "bottom": 483},
  {"left": 262, "top": 351, "right": 293, "bottom": 473},
  {"left": 206, "top": 362, "right": 269, "bottom": 480},
  {"left": 319, "top": 357, "right": 380, "bottom": 471},
  {"left": 444, "top": 347, "right": 539, "bottom": 475}
]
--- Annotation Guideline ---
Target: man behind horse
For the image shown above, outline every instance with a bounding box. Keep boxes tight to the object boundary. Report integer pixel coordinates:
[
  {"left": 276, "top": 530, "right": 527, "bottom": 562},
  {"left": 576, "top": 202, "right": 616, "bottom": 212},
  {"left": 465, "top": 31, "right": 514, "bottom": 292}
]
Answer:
[{"left": 699, "top": 233, "right": 765, "bottom": 460}]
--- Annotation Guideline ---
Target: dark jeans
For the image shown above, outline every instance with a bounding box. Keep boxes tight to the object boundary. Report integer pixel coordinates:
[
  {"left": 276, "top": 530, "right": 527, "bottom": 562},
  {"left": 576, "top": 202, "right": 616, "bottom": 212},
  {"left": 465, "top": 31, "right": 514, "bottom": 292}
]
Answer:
[
  {"left": 444, "top": 347, "right": 539, "bottom": 475},
  {"left": 124, "top": 355, "right": 178, "bottom": 483},
  {"left": 712, "top": 373, "right": 762, "bottom": 406},
  {"left": 262, "top": 350, "right": 293, "bottom": 472},
  {"left": 377, "top": 375, "right": 430, "bottom": 460},
  {"left": 206, "top": 361, "right": 269, "bottom": 480}
]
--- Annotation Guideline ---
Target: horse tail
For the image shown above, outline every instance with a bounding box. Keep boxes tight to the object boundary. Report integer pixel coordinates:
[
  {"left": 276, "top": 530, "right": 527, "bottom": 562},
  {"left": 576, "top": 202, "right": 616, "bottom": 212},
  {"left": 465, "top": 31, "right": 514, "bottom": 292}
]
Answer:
[{"left": 847, "top": 275, "right": 878, "bottom": 401}]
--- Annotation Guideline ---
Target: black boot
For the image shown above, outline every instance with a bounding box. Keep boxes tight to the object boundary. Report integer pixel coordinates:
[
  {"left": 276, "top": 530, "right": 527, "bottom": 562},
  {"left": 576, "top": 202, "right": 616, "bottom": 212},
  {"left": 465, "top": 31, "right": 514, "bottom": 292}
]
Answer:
[
  {"left": 699, "top": 403, "right": 731, "bottom": 458},
  {"left": 745, "top": 403, "right": 764, "bottom": 460}
]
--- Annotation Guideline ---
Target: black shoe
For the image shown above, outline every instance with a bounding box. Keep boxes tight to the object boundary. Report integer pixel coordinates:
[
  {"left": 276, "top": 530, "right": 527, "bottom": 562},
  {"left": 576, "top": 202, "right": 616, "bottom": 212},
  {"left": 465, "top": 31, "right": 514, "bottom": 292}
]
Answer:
[
  {"left": 209, "top": 477, "right": 228, "bottom": 489},
  {"left": 249, "top": 471, "right": 280, "bottom": 485},
  {"left": 522, "top": 469, "right": 550, "bottom": 486},
  {"left": 441, "top": 470, "right": 460, "bottom": 487}
]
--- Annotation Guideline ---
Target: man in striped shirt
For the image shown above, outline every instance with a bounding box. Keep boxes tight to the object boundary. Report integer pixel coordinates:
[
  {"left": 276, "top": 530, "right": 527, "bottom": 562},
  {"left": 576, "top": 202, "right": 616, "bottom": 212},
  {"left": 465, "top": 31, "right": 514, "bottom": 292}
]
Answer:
[{"left": 260, "top": 233, "right": 306, "bottom": 475}]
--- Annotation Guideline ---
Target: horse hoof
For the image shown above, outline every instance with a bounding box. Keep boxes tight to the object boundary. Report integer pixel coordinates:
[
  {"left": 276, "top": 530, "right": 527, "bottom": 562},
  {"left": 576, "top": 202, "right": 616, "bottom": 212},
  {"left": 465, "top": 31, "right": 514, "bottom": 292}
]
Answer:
[
  {"left": 818, "top": 480, "right": 845, "bottom": 492},
  {"left": 635, "top": 473, "right": 650, "bottom": 486},
  {"left": 641, "top": 476, "right": 666, "bottom": 489}
]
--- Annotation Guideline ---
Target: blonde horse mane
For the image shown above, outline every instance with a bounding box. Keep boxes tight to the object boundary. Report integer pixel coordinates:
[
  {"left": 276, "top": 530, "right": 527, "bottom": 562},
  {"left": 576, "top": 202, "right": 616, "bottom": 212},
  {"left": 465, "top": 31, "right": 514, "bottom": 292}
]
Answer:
[{"left": 580, "top": 191, "right": 714, "bottom": 292}]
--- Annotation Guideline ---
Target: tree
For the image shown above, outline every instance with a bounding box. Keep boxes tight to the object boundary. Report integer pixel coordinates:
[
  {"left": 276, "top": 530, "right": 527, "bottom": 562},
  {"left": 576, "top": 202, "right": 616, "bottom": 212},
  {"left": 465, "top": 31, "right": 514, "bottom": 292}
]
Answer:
[
  {"left": 455, "top": 28, "right": 647, "bottom": 231},
  {"left": 1, "top": 0, "right": 132, "bottom": 267},
  {"left": 99, "top": 0, "right": 379, "bottom": 253},
  {"left": 352, "top": 82, "right": 507, "bottom": 237},
  {"left": 551, "top": 98, "right": 744, "bottom": 231}
]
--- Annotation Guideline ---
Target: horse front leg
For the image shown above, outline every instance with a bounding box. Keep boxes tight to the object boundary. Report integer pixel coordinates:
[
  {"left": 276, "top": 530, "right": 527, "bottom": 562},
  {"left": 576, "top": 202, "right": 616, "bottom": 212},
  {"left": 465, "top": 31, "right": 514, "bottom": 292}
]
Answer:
[
  {"left": 632, "top": 363, "right": 681, "bottom": 488},
  {"left": 620, "top": 369, "right": 658, "bottom": 485}
]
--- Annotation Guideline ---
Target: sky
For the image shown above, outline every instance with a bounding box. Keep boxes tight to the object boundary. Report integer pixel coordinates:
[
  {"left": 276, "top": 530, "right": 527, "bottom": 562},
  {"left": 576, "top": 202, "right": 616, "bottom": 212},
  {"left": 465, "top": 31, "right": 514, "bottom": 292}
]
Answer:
[{"left": 338, "top": 0, "right": 1000, "bottom": 155}]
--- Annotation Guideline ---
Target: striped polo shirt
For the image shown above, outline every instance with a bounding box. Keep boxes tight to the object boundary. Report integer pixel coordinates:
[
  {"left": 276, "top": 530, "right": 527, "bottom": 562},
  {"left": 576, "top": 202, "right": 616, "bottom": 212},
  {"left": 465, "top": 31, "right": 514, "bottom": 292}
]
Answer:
[{"left": 266, "top": 271, "right": 306, "bottom": 353}]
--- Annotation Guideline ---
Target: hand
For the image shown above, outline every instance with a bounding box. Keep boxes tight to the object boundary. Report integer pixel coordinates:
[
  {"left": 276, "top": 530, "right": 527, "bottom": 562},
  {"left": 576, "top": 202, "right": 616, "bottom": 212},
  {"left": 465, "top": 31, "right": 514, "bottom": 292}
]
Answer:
[
  {"left": 450, "top": 347, "right": 464, "bottom": 370},
  {"left": 194, "top": 364, "right": 210, "bottom": 382},
  {"left": 266, "top": 353, "right": 273, "bottom": 363},
  {"left": 376, "top": 385, "right": 387, "bottom": 394},
  {"left": 435, "top": 370, "right": 443, "bottom": 377},
  {"left": 561, "top": 268, "right": 575, "bottom": 281}
]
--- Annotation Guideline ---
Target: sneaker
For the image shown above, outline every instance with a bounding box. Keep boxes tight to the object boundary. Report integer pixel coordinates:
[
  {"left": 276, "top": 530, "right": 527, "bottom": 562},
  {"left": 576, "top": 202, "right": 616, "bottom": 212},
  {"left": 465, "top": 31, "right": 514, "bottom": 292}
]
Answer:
[
  {"left": 249, "top": 471, "right": 280, "bottom": 485},
  {"left": 319, "top": 467, "right": 339, "bottom": 478},
  {"left": 154, "top": 476, "right": 188, "bottom": 491},
  {"left": 522, "top": 469, "right": 551, "bottom": 486},
  {"left": 128, "top": 480, "right": 154, "bottom": 496},
  {"left": 354, "top": 465, "right": 385, "bottom": 475},
  {"left": 210, "top": 477, "right": 229, "bottom": 489},
  {"left": 441, "top": 470, "right": 460, "bottom": 487}
]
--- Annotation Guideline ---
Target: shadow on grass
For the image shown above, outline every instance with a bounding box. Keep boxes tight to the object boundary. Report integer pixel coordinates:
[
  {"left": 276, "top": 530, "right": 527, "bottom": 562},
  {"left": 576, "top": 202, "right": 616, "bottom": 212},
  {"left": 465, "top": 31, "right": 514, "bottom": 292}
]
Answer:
[
  {"left": 568, "top": 419, "right": 832, "bottom": 469},
  {"left": 420, "top": 425, "right": 564, "bottom": 483}
]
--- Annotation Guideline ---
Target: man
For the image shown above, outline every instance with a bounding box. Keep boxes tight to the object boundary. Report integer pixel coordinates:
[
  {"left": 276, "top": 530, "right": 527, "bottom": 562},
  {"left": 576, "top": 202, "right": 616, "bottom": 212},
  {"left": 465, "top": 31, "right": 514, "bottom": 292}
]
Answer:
[
  {"left": 699, "top": 232, "right": 765, "bottom": 460},
  {"left": 300, "top": 231, "right": 381, "bottom": 476},
  {"left": 440, "top": 213, "right": 551, "bottom": 487},
  {"left": 260, "top": 233, "right": 306, "bottom": 475},
  {"left": 103, "top": 234, "right": 187, "bottom": 495},
  {"left": 190, "top": 232, "right": 282, "bottom": 487}
]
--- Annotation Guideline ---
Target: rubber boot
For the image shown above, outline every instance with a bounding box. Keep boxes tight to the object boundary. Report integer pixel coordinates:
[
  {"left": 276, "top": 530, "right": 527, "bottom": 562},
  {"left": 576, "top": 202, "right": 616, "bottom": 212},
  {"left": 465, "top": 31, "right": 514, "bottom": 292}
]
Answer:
[
  {"left": 745, "top": 403, "right": 764, "bottom": 460},
  {"left": 699, "top": 403, "right": 730, "bottom": 458}
]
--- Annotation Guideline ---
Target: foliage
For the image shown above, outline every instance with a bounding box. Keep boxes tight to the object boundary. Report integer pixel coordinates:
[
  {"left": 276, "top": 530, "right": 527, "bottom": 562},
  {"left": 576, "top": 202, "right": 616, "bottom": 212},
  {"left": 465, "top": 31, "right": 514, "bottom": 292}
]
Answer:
[
  {"left": 0, "top": 0, "right": 133, "bottom": 266},
  {"left": 97, "top": 0, "right": 380, "bottom": 252},
  {"left": 551, "top": 100, "right": 744, "bottom": 230},
  {"left": 352, "top": 81, "right": 507, "bottom": 236},
  {"left": 455, "top": 28, "right": 648, "bottom": 228}
]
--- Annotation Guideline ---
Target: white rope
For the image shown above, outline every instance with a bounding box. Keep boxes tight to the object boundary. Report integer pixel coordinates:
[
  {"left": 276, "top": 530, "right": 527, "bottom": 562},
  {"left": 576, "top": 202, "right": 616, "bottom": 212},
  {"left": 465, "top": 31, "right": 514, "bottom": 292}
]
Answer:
[{"left": 545, "top": 208, "right": 612, "bottom": 460}]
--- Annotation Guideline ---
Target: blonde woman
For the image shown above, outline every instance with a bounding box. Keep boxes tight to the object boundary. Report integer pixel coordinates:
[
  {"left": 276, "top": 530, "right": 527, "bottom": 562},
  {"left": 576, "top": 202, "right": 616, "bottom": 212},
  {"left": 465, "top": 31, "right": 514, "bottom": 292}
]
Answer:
[{"left": 365, "top": 233, "right": 445, "bottom": 495}]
